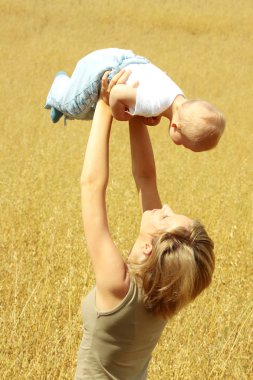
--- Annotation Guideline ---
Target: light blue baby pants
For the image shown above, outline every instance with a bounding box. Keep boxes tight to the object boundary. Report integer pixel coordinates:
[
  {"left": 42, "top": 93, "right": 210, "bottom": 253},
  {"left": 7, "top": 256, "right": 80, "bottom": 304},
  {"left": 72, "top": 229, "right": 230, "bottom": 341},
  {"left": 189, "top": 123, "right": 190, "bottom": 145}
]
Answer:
[{"left": 45, "top": 48, "right": 149, "bottom": 121}]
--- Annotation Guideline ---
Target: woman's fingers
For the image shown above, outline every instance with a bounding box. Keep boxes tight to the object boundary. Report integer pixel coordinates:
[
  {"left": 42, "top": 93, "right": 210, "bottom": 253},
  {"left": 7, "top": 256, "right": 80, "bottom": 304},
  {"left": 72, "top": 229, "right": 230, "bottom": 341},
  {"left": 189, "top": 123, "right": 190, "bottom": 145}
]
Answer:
[
  {"left": 101, "top": 71, "right": 110, "bottom": 89},
  {"left": 100, "top": 71, "right": 111, "bottom": 104},
  {"left": 116, "top": 70, "right": 132, "bottom": 84},
  {"left": 101, "top": 69, "right": 135, "bottom": 106},
  {"left": 107, "top": 69, "right": 131, "bottom": 92}
]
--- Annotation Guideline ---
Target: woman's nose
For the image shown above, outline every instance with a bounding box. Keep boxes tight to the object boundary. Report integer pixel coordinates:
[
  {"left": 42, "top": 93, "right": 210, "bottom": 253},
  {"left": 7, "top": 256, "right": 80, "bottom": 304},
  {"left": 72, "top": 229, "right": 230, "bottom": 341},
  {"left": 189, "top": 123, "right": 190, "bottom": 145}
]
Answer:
[{"left": 162, "top": 204, "right": 174, "bottom": 216}]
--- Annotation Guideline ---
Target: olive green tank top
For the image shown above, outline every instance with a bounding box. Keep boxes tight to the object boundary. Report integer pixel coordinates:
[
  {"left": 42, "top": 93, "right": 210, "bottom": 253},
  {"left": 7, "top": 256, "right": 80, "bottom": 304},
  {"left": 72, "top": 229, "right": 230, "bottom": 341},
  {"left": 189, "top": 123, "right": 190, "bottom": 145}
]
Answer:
[{"left": 75, "top": 278, "right": 167, "bottom": 380}]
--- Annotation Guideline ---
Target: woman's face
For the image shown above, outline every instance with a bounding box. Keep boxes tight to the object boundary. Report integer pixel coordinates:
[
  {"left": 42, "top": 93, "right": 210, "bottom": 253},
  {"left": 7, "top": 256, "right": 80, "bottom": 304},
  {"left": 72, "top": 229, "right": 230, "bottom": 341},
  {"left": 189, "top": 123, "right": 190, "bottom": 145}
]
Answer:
[
  {"left": 140, "top": 205, "right": 193, "bottom": 237},
  {"left": 128, "top": 205, "right": 193, "bottom": 265}
]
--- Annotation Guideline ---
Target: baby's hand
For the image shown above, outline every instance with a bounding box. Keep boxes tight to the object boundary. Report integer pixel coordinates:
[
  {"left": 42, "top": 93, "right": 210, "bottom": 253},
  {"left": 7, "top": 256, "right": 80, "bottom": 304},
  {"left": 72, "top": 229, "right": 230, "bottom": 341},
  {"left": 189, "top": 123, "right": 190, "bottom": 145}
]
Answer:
[
  {"left": 143, "top": 116, "right": 161, "bottom": 126},
  {"left": 133, "top": 116, "right": 161, "bottom": 126}
]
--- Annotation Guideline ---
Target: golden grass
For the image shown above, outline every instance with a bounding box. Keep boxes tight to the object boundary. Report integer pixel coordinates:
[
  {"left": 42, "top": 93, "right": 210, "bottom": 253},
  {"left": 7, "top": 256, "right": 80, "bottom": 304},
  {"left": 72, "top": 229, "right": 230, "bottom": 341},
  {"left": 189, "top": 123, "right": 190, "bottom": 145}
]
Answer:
[{"left": 0, "top": 0, "right": 252, "bottom": 378}]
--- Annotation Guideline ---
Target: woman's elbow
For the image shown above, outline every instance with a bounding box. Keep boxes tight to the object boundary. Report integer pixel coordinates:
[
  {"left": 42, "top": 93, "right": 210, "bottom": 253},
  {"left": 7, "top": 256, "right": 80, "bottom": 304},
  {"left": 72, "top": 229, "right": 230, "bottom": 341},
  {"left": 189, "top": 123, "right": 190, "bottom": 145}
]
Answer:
[{"left": 80, "top": 175, "right": 107, "bottom": 191}]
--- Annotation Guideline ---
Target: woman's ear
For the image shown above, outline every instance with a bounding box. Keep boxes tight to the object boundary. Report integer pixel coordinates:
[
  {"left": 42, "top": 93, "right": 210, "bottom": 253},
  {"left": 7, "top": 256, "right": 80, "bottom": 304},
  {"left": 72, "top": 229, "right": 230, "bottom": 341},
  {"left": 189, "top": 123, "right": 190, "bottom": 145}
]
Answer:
[{"left": 143, "top": 242, "right": 152, "bottom": 256}]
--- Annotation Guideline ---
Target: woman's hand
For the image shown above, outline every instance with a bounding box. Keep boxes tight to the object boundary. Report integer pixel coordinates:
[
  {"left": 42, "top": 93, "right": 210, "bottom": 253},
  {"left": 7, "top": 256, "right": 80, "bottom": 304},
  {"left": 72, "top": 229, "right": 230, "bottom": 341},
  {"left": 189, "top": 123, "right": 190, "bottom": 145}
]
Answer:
[{"left": 99, "top": 69, "right": 133, "bottom": 106}]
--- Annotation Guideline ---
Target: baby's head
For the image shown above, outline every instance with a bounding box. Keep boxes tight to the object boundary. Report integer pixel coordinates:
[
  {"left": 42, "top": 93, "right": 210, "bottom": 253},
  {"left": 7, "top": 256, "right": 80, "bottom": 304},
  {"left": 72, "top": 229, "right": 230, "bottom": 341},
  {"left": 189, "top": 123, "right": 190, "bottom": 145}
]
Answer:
[{"left": 169, "top": 100, "right": 226, "bottom": 152}]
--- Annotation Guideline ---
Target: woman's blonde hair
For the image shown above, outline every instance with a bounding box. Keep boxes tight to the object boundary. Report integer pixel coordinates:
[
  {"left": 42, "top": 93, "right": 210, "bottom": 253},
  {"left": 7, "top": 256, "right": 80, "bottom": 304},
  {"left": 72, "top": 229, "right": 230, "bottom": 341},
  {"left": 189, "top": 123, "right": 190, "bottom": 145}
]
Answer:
[{"left": 130, "top": 221, "right": 215, "bottom": 319}]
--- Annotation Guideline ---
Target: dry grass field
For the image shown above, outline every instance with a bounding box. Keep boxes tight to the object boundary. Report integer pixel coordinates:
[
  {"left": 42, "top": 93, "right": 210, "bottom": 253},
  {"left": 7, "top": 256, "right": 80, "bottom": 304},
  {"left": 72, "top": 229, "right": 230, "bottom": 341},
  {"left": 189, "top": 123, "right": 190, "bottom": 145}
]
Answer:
[{"left": 1, "top": 0, "right": 252, "bottom": 379}]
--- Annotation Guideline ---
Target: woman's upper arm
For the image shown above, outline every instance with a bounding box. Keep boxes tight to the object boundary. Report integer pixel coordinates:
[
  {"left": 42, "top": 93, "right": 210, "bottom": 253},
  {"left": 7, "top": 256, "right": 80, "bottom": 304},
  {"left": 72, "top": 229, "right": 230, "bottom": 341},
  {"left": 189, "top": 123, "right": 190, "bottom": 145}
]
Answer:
[{"left": 81, "top": 185, "right": 129, "bottom": 296}]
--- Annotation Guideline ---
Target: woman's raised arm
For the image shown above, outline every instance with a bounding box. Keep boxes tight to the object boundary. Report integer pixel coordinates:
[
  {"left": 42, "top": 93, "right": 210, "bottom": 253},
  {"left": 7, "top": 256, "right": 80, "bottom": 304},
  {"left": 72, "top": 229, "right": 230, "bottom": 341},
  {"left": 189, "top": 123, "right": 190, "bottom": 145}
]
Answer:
[
  {"left": 80, "top": 71, "right": 131, "bottom": 310},
  {"left": 129, "top": 117, "right": 162, "bottom": 212}
]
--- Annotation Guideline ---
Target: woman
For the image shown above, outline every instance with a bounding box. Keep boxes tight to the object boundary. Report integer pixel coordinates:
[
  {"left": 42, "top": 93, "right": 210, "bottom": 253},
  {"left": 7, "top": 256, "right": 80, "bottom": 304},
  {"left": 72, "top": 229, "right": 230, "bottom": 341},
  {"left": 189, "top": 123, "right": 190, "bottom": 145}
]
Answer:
[{"left": 75, "top": 70, "right": 215, "bottom": 379}]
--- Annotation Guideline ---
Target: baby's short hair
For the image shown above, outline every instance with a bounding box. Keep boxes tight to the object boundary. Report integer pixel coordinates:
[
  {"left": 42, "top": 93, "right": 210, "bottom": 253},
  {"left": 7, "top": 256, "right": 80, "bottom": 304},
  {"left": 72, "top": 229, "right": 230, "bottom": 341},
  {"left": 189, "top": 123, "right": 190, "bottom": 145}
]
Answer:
[{"left": 180, "top": 100, "right": 226, "bottom": 151}]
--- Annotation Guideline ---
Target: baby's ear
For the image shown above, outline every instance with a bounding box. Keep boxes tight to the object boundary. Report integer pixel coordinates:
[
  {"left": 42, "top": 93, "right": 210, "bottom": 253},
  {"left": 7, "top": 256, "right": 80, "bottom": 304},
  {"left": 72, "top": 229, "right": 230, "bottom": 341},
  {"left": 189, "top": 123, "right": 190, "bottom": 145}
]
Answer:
[
  {"left": 169, "top": 121, "right": 184, "bottom": 145},
  {"left": 171, "top": 122, "right": 182, "bottom": 131},
  {"left": 172, "top": 128, "right": 184, "bottom": 143}
]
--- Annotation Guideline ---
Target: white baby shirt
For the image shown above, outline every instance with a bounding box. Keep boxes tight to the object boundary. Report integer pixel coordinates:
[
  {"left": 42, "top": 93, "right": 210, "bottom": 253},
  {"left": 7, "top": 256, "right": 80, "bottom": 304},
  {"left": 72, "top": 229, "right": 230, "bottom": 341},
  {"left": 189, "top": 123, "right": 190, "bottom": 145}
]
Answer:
[{"left": 126, "top": 63, "right": 184, "bottom": 117}]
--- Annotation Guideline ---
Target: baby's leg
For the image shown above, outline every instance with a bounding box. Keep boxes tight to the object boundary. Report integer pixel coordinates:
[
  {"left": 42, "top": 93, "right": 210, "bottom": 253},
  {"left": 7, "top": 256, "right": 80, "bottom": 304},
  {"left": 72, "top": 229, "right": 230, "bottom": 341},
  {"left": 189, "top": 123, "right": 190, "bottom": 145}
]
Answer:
[
  {"left": 45, "top": 72, "right": 71, "bottom": 123},
  {"left": 45, "top": 57, "right": 97, "bottom": 121},
  {"left": 45, "top": 72, "right": 69, "bottom": 107}
]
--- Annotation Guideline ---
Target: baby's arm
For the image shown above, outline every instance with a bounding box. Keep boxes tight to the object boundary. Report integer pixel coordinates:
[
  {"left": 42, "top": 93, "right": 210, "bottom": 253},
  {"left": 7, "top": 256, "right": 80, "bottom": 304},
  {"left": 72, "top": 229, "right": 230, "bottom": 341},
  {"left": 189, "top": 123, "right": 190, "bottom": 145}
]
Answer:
[{"left": 109, "top": 84, "right": 136, "bottom": 121}]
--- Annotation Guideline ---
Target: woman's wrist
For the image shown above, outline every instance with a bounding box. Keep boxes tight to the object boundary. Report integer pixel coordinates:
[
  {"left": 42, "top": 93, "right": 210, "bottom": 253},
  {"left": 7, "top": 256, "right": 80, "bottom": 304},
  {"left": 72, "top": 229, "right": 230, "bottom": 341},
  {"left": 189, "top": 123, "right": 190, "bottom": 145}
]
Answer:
[{"left": 97, "top": 99, "right": 112, "bottom": 115}]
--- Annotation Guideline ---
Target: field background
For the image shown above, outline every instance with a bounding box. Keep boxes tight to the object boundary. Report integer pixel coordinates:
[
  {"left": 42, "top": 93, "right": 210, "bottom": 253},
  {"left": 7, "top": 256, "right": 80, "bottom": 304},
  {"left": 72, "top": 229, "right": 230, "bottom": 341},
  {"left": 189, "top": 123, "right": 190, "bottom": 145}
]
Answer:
[{"left": 1, "top": 0, "right": 252, "bottom": 379}]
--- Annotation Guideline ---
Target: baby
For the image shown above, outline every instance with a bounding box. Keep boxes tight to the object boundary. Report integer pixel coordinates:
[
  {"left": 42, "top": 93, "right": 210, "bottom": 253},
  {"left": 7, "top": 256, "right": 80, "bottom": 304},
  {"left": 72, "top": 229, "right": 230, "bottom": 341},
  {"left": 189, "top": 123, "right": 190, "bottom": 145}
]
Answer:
[{"left": 45, "top": 48, "right": 225, "bottom": 152}]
